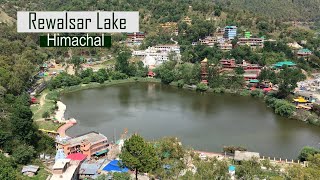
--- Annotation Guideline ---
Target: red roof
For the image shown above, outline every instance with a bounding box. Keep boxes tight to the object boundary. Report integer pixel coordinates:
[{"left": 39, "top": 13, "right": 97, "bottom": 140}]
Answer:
[
  {"left": 66, "top": 153, "right": 87, "bottom": 161},
  {"left": 263, "top": 88, "right": 272, "bottom": 92},
  {"left": 148, "top": 71, "right": 155, "bottom": 76}
]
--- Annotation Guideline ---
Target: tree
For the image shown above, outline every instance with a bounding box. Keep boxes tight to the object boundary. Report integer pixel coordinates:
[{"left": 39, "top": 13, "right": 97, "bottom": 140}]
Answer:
[
  {"left": 235, "top": 67, "right": 245, "bottom": 74},
  {"left": 298, "top": 146, "right": 320, "bottom": 162},
  {"left": 236, "top": 159, "right": 263, "bottom": 179},
  {"left": 113, "top": 172, "right": 131, "bottom": 180},
  {"left": 0, "top": 154, "right": 19, "bottom": 180},
  {"left": 276, "top": 66, "right": 306, "bottom": 98},
  {"left": 193, "top": 158, "right": 229, "bottom": 179},
  {"left": 153, "top": 137, "right": 186, "bottom": 179},
  {"left": 120, "top": 134, "right": 159, "bottom": 180},
  {"left": 115, "top": 50, "right": 131, "bottom": 75},
  {"left": 12, "top": 144, "right": 36, "bottom": 164}
]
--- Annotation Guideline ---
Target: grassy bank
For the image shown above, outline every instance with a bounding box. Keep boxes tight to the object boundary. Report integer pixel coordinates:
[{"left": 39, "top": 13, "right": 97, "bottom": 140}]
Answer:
[{"left": 59, "top": 77, "right": 161, "bottom": 94}]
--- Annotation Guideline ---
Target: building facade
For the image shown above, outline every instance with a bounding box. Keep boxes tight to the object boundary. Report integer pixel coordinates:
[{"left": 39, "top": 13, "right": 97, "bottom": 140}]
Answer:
[
  {"left": 224, "top": 26, "right": 237, "bottom": 40},
  {"left": 238, "top": 38, "right": 264, "bottom": 49},
  {"left": 56, "top": 131, "right": 109, "bottom": 158}
]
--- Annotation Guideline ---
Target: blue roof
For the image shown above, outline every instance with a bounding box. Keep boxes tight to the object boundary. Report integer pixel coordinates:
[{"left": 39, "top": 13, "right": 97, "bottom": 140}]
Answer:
[
  {"left": 229, "top": 165, "right": 236, "bottom": 171},
  {"left": 55, "top": 149, "right": 66, "bottom": 161},
  {"left": 102, "top": 160, "right": 129, "bottom": 173}
]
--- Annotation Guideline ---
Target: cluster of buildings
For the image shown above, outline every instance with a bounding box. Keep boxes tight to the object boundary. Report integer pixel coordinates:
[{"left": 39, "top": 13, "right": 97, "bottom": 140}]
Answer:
[
  {"left": 50, "top": 131, "right": 128, "bottom": 180},
  {"left": 219, "top": 59, "right": 262, "bottom": 81},
  {"left": 132, "top": 44, "right": 181, "bottom": 68},
  {"left": 193, "top": 26, "right": 265, "bottom": 51}
]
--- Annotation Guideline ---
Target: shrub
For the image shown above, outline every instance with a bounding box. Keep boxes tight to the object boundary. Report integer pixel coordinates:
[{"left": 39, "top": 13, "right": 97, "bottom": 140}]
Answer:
[
  {"left": 82, "top": 77, "right": 91, "bottom": 84},
  {"left": 177, "top": 80, "right": 185, "bottom": 88},
  {"left": 212, "top": 88, "right": 225, "bottom": 93},
  {"left": 298, "top": 146, "right": 320, "bottom": 161},
  {"left": 240, "top": 89, "right": 250, "bottom": 96},
  {"left": 196, "top": 83, "right": 208, "bottom": 92},
  {"left": 42, "top": 111, "right": 50, "bottom": 118},
  {"left": 110, "top": 71, "right": 128, "bottom": 80},
  {"left": 250, "top": 89, "right": 264, "bottom": 98},
  {"left": 223, "top": 146, "right": 247, "bottom": 154}
]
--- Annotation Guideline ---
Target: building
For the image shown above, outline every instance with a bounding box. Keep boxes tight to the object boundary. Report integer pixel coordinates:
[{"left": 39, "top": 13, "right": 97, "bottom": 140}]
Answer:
[
  {"left": 201, "top": 58, "right": 208, "bottom": 84},
  {"left": 56, "top": 131, "right": 109, "bottom": 158},
  {"left": 273, "top": 61, "right": 296, "bottom": 68},
  {"left": 182, "top": 16, "right": 192, "bottom": 25},
  {"left": 133, "top": 45, "right": 181, "bottom": 66},
  {"left": 224, "top": 26, "right": 237, "bottom": 40},
  {"left": 217, "top": 43, "right": 233, "bottom": 51},
  {"left": 297, "top": 48, "right": 312, "bottom": 58},
  {"left": 241, "top": 60, "right": 261, "bottom": 70},
  {"left": 220, "top": 59, "right": 236, "bottom": 69},
  {"left": 79, "top": 159, "right": 105, "bottom": 179},
  {"left": 51, "top": 159, "right": 81, "bottom": 180},
  {"left": 21, "top": 165, "right": 39, "bottom": 177},
  {"left": 126, "top": 32, "right": 145, "bottom": 45},
  {"left": 238, "top": 38, "right": 264, "bottom": 49},
  {"left": 199, "top": 36, "right": 217, "bottom": 47},
  {"left": 243, "top": 69, "right": 261, "bottom": 81}
]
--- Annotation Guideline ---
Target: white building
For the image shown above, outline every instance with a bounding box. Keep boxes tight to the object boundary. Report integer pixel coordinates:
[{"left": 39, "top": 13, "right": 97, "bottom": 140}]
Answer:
[{"left": 132, "top": 45, "right": 181, "bottom": 67}]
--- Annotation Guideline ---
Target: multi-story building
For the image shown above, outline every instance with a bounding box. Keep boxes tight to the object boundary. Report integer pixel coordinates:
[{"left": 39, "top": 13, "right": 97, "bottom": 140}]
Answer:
[
  {"left": 238, "top": 38, "right": 264, "bottom": 49},
  {"left": 199, "top": 36, "right": 217, "bottom": 47},
  {"left": 127, "top": 32, "right": 145, "bottom": 45},
  {"left": 220, "top": 59, "right": 237, "bottom": 68},
  {"left": 217, "top": 43, "right": 233, "bottom": 51},
  {"left": 56, "top": 131, "right": 109, "bottom": 158},
  {"left": 224, "top": 26, "right": 237, "bottom": 40}
]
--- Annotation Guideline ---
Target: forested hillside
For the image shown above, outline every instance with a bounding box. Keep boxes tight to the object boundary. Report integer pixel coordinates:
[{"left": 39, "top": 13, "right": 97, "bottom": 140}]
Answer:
[{"left": 215, "top": 0, "right": 320, "bottom": 21}]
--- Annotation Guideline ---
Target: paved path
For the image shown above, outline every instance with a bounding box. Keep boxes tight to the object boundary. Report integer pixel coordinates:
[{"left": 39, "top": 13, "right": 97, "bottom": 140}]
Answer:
[{"left": 57, "top": 120, "right": 76, "bottom": 137}]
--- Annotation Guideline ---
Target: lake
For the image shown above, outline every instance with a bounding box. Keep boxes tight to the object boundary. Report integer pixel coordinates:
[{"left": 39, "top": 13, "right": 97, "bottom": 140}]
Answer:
[{"left": 62, "top": 82, "right": 320, "bottom": 159}]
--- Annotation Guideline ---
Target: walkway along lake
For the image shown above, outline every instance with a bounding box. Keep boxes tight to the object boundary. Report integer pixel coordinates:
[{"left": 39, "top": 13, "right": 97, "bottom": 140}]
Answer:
[{"left": 62, "top": 82, "right": 320, "bottom": 159}]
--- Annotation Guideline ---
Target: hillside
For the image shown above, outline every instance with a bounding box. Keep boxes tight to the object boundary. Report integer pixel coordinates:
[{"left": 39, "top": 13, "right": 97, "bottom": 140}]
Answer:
[{"left": 214, "top": 0, "right": 320, "bottom": 21}]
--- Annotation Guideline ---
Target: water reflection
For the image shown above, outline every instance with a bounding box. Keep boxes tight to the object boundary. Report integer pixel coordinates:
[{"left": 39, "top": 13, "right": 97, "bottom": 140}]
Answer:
[{"left": 62, "top": 82, "right": 320, "bottom": 159}]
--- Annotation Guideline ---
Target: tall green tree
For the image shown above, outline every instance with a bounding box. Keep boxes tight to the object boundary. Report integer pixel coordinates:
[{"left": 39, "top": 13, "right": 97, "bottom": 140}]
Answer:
[{"left": 120, "top": 134, "right": 159, "bottom": 180}]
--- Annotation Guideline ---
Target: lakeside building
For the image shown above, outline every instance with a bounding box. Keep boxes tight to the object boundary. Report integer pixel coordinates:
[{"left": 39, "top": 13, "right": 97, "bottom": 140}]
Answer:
[
  {"left": 243, "top": 69, "right": 261, "bottom": 81},
  {"left": 56, "top": 131, "right": 109, "bottom": 159},
  {"left": 217, "top": 42, "right": 233, "bottom": 51},
  {"left": 224, "top": 26, "right": 237, "bottom": 40},
  {"left": 297, "top": 48, "right": 312, "bottom": 59},
  {"left": 238, "top": 37, "right": 264, "bottom": 49},
  {"left": 51, "top": 159, "right": 81, "bottom": 180},
  {"left": 126, "top": 32, "right": 145, "bottom": 46}
]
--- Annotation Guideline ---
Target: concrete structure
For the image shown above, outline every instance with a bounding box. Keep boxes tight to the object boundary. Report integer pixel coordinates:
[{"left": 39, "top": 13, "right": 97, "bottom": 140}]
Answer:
[
  {"left": 127, "top": 32, "right": 145, "bottom": 45},
  {"left": 234, "top": 151, "right": 260, "bottom": 161},
  {"left": 224, "top": 26, "right": 237, "bottom": 40},
  {"left": 133, "top": 45, "right": 181, "bottom": 66},
  {"left": 238, "top": 37, "right": 264, "bottom": 49},
  {"left": 243, "top": 69, "right": 261, "bottom": 81},
  {"left": 199, "top": 36, "right": 217, "bottom": 47},
  {"left": 56, "top": 131, "right": 109, "bottom": 158},
  {"left": 217, "top": 43, "right": 232, "bottom": 51},
  {"left": 51, "top": 159, "right": 81, "bottom": 180}
]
